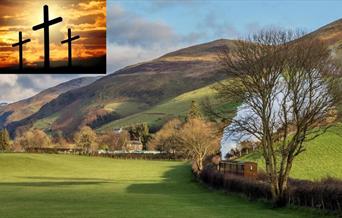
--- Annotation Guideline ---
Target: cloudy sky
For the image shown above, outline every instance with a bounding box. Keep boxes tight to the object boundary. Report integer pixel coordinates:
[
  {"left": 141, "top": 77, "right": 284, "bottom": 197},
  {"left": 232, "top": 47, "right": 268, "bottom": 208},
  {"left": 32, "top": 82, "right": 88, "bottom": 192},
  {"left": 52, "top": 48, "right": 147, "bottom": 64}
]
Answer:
[{"left": 1, "top": 0, "right": 342, "bottom": 103}]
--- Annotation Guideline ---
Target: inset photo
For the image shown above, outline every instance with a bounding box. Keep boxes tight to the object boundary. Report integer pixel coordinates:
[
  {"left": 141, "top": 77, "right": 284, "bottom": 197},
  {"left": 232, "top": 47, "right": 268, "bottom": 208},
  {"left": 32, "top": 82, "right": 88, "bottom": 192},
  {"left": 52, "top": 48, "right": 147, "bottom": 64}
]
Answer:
[{"left": 0, "top": 0, "right": 106, "bottom": 74}]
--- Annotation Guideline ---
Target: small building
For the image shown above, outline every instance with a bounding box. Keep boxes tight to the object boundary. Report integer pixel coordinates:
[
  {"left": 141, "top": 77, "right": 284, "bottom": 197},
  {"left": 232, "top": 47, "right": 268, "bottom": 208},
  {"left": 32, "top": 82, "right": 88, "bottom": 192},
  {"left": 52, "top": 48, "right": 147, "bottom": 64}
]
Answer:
[
  {"left": 219, "top": 160, "right": 257, "bottom": 179},
  {"left": 113, "top": 128, "right": 123, "bottom": 134},
  {"left": 126, "top": 140, "right": 143, "bottom": 152}
]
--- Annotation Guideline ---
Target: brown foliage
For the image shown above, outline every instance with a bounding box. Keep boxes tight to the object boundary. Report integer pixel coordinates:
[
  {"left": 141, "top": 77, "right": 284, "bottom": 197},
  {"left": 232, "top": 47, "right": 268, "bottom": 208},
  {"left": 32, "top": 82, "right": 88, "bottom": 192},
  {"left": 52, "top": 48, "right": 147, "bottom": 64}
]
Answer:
[
  {"left": 148, "top": 118, "right": 182, "bottom": 153},
  {"left": 74, "top": 126, "right": 98, "bottom": 153},
  {"left": 15, "top": 129, "right": 51, "bottom": 149},
  {"left": 97, "top": 130, "right": 129, "bottom": 151},
  {"left": 177, "top": 118, "right": 220, "bottom": 173},
  {"left": 201, "top": 166, "right": 342, "bottom": 212}
]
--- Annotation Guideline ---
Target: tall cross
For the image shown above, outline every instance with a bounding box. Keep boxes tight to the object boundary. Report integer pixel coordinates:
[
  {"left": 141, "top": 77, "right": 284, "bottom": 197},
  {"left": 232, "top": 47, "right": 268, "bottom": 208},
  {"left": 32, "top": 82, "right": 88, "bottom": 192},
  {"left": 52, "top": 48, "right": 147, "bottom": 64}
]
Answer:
[
  {"left": 32, "top": 5, "right": 63, "bottom": 69},
  {"left": 12, "top": 32, "right": 31, "bottom": 70},
  {"left": 61, "top": 28, "right": 80, "bottom": 67}
]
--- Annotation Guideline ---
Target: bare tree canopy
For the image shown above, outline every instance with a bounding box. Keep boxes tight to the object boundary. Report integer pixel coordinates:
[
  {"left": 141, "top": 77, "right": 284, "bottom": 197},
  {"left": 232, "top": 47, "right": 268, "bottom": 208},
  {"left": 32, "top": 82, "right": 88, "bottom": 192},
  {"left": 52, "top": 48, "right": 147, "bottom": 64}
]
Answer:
[{"left": 218, "top": 28, "right": 341, "bottom": 206}]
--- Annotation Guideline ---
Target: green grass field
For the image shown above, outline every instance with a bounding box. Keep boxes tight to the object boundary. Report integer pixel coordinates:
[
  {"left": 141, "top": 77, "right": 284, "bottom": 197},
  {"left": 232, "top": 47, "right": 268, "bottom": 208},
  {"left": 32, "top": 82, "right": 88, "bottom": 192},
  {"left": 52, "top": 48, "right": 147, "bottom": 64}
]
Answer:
[
  {"left": 0, "top": 154, "right": 332, "bottom": 218},
  {"left": 241, "top": 124, "right": 342, "bottom": 180}
]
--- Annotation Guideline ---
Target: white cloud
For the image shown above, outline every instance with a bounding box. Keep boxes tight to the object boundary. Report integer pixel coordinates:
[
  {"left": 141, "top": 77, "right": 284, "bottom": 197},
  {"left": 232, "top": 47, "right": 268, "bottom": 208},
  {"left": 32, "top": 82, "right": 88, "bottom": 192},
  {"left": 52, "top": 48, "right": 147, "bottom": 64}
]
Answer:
[
  {"left": 106, "top": 43, "right": 183, "bottom": 73},
  {"left": 0, "top": 74, "right": 18, "bottom": 87},
  {"left": 106, "top": 3, "right": 201, "bottom": 73},
  {"left": 0, "top": 74, "right": 98, "bottom": 103},
  {"left": 0, "top": 77, "right": 36, "bottom": 103}
]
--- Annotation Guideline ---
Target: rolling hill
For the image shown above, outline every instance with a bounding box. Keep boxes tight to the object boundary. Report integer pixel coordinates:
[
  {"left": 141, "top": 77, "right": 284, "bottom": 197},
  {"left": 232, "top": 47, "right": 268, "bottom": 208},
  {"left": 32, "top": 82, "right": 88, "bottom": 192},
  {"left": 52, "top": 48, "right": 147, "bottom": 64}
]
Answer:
[
  {"left": 98, "top": 83, "right": 238, "bottom": 132},
  {"left": 6, "top": 39, "right": 235, "bottom": 136},
  {"left": 0, "top": 76, "right": 99, "bottom": 129},
  {"left": 241, "top": 123, "right": 342, "bottom": 180},
  {"left": 4, "top": 19, "right": 342, "bottom": 137}
]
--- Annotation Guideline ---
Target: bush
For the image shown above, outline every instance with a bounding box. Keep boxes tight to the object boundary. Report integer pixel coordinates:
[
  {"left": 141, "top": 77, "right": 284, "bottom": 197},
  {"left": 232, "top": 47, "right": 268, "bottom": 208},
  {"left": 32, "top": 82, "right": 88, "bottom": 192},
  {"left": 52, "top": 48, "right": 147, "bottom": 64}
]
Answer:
[
  {"left": 200, "top": 165, "right": 272, "bottom": 200},
  {"left": 93, "top": 152, "right": 184, "bottom": 160},
  {"left": 288, "top": 177, "right": 342, "bottom": 211},
  {"left": 199, "top": 166, "right": 342, "bottom": 212}
]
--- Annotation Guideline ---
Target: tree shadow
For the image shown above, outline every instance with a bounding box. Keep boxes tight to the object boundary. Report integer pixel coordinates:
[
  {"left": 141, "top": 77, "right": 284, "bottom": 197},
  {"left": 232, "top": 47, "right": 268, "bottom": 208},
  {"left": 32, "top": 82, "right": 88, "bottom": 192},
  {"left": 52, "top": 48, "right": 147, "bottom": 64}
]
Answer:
[
  {"left": 126, "top": 163, "right": 198, "bottom": 195},
  {"left": 1, "top": 176, "right": 162, "bottom": 187},
  {"left": 17, "top": 176, "right": 113, "bottom": 181},
  {"left": 125, "top": 163, "right": 326, "bottom": 218},
  {"left": 0, "top": 181, "right": 111, "bottom": 187},
  {"left": 0, "top": 176, "right": 114, "bottom": 187}
]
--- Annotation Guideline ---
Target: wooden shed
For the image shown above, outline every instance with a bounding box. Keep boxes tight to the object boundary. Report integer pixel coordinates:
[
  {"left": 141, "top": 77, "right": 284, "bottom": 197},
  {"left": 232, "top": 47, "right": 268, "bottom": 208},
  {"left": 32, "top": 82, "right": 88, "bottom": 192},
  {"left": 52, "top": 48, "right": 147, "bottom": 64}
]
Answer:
[{"left": 218, "top": 160, "right": 257, "bottom": 179}]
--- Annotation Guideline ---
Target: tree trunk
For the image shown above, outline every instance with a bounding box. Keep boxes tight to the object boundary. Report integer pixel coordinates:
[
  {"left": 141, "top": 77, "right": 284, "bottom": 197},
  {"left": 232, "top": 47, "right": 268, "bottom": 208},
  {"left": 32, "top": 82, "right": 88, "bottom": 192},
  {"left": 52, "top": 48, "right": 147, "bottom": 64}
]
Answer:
[
  {"left": 274, "top": 159, "right": 293, "bottom": 207},
  {"left": 273, "top": 186, "right": 289, "bottom": 207},
  {"left": 197, "top": 158, "right": 203, "bottom": 172},
  {"left": 268, "top": 160, "right": 293, "bottom": 207}
]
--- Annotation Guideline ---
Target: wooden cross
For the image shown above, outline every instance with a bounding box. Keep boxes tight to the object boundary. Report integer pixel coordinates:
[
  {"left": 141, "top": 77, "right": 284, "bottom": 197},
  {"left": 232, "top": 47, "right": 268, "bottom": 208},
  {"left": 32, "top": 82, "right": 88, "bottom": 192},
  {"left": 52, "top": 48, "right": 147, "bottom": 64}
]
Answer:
[
  {"left": 61, "top": 28, "right": 80, "bottom": 67},
  {"left": 32, "top": 5, "right": 62, "bottom": 69},
  {"left": 12, "top": 32, "right": 31, "bottom": 70}
]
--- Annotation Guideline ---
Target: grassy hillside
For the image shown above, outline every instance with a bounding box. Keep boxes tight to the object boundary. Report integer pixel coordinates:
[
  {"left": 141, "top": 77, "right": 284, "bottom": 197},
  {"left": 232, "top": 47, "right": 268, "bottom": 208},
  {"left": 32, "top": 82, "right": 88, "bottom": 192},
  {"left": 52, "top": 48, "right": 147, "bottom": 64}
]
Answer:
[
  {"left": 0, "top": 77, "right": 98, "bottom": 128},
  {"left": 7, "top": 39, "right": 232, "bottom": 136},
  {"left": 0, "top": 154, "right": 331, "bottom": 218},
  {"left": 98, "top": 84, "right": 238, "bottom": 131},
  {"left": 241, "top": 124, "right": 342, "bottom": 180}
]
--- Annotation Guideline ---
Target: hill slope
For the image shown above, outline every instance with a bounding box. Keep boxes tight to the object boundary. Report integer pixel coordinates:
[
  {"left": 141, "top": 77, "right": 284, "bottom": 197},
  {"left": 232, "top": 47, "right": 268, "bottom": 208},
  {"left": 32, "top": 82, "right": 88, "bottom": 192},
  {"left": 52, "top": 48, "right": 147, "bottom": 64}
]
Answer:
[
  {"left": 6, "top": 19, "right": 342, "bottom": 136},
  {"left": 98, "top": 83, "right": 238, "bottom": 131},
  {"left": 7, "top": 39, "right": 235, "bottom": 135},
  {"left": 241, "top": 124, "right": 342, "bottom": 180},
  {"left": 0, "top": 76, "right": 99, "bottom": 129}
]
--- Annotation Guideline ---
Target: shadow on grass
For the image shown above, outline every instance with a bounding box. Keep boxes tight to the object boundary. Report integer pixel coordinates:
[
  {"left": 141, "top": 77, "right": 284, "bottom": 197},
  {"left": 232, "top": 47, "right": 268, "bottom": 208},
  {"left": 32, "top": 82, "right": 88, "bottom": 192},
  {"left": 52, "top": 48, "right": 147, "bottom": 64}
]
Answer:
[
  {"left": 0, "top": 176, "right": 115, "bottom": 187},
  {"left": 125, "top": 163, "right": 329, "bottom": 218},
  {"left": 126, "top": 163, "right": 198, "bottom": 195},
  {"left": 0, "top": 181, "right": 112, "bottom": 187},
  {"left": 17, "top": 176, "right": 114, "bottom": 181},
  {"left": 1, "top": 176, "right": 163, "bottom": 187}
]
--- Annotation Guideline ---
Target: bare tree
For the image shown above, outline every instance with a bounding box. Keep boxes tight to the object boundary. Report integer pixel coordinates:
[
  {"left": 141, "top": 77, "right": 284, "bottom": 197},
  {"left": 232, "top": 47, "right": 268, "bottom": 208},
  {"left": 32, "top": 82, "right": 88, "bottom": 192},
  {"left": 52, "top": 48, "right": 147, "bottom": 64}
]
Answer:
[
  {"left": 178, "top": 118, "right": 220, "bottom": 173},
  {"left": 98, "top": 130, "right": 129, "bottom": 151},
  {"left": 218, "top": 29, "right": 340, "bottom": 206}
]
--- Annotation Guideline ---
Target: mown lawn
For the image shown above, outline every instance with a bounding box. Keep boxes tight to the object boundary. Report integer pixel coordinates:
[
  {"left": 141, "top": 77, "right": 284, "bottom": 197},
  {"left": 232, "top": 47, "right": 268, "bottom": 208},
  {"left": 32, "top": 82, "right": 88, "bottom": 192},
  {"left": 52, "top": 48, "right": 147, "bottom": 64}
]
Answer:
[
  {"left": 0, "top": 154, "right": 333, "bottom": 218},
  {"left": 241, "top": 124, "right": 342, "bottom": 180}
]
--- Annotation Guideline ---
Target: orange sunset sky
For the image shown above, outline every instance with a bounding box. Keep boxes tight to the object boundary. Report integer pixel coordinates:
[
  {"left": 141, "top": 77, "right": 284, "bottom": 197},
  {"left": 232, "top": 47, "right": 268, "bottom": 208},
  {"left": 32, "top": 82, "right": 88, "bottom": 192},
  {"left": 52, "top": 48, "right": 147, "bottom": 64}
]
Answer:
[{"left": 0, "top": 0, "right": 106, "bottom": 68}]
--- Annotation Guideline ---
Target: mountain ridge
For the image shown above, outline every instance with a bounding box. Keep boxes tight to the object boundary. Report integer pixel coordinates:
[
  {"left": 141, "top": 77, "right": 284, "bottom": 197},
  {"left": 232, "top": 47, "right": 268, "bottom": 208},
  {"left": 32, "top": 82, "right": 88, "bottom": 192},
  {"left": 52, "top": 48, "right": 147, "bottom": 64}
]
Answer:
[
  {"left": 4, "top": 18, "right": 342, "bottom": 136},
  {"left": 0, "top": 76, "right": 100, "bottom": 129}
]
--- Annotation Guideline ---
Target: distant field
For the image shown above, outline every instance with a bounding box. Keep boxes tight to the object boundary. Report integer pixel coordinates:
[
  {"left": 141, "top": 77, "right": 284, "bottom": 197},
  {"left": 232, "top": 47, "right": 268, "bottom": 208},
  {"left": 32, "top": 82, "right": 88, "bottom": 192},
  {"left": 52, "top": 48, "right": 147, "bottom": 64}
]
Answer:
[
  {"left": 32, "top": 112, "right": 60, "bottom": 130},
  {"left": 98, "top": 84, "right": 238, "bottom": 131},
  {"left": 241, "top": 123, "right": 342, "bottom": 180},
  {"left": 103, "top": 101, "right": 148, "bottom": 115},
  {"left": 0, "top": 154, "right": 331, "bottom": 218}
]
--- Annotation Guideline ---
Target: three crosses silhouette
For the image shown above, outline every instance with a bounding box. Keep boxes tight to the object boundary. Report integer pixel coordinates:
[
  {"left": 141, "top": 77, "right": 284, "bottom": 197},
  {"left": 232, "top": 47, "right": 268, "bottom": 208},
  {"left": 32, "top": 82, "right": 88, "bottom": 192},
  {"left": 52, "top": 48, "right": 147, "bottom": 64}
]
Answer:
[{"left": 11, "top": 5, "right": 80, "bottom": 70}]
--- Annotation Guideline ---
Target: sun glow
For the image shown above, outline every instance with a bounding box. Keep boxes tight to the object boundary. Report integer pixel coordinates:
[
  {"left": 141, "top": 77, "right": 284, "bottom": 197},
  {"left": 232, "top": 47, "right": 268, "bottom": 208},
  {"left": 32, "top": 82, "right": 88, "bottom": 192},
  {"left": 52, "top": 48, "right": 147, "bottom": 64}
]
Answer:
[{"left": 0, "top": 0, "right": 106, "bottom": 68}]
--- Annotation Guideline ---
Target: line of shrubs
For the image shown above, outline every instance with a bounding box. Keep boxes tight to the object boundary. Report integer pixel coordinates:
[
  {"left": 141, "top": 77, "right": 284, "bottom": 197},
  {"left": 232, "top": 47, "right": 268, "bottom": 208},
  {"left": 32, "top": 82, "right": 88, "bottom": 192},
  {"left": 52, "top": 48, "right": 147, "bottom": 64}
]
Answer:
[
  {"left": 24, "top": 148, "right": 185, "bottom": 160},
  {"left": 92, "top": 152, "right": 185, "bottom": 160},
  {"left": 200, "top": 164, "right": 342, "bottom": 212}
]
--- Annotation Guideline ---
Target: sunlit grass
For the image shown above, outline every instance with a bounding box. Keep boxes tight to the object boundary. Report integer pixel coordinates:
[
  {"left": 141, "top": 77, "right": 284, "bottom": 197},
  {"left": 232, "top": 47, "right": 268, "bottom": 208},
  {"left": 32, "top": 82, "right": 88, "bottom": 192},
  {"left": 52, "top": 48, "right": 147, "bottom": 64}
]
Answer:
[{"left": 0, "top": 153, "right": 331, "bottom": 218}]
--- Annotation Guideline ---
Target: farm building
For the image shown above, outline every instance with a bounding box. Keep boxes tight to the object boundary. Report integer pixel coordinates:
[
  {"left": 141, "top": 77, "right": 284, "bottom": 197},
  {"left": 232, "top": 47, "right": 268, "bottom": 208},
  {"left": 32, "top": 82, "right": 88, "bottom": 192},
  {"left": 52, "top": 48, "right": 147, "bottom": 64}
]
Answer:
[
  {"left": 126, "top": 140, "right": 143, "bottom": 152},
  {"left": 219, "top": 160, "right": 257, "bottom": 179}
]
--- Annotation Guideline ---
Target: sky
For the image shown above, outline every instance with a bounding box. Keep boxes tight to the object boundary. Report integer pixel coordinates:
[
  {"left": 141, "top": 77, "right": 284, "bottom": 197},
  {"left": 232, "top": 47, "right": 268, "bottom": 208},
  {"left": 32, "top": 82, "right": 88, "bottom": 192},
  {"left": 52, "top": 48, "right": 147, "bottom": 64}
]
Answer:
[{"left": 1, "top": 0, "right": 342, "bottom": 103}]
